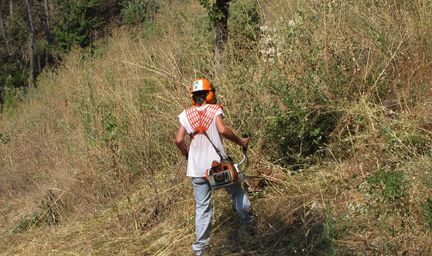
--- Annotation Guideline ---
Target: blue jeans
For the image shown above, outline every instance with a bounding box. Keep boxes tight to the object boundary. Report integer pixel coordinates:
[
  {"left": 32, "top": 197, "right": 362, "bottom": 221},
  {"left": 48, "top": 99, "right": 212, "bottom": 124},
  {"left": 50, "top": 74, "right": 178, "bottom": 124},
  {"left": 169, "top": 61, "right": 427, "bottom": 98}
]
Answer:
[{"left": 191, "top": 177, "right": 253, "bottom": 252}]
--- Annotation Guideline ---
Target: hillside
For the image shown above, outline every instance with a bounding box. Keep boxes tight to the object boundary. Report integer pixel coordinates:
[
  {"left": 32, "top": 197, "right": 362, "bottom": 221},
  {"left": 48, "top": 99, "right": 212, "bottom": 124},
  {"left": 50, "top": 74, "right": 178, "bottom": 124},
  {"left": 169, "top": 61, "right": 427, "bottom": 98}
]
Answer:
[{"left": 1, "top": 0, "right": 431, "bottom": 255}]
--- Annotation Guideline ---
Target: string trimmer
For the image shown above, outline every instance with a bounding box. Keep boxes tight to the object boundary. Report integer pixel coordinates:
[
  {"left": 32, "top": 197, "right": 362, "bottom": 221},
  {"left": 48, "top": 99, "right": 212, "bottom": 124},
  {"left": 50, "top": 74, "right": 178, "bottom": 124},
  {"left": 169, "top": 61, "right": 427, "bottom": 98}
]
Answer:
[{"left": 205, "top": 136, "right": 249, "bottom": 190}]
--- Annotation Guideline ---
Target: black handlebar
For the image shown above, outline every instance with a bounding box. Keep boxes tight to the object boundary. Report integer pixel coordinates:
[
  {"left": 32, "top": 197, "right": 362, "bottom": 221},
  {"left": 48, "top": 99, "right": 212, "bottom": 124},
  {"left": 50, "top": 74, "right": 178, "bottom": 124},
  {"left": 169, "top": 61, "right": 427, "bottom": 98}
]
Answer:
[
  {"left": 242, "top": 134, "right": 249, "bottom": 154},
  {"left": 240, "top": 133, "right": 250, "bottom": 168}
]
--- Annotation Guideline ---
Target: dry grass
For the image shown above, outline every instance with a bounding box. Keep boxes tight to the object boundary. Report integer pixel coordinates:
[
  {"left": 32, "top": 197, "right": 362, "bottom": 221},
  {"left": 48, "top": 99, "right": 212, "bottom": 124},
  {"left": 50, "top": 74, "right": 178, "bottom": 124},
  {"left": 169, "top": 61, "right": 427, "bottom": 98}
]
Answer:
[{"left": 1, "top": 0, "right": 432, "bottom": 255}]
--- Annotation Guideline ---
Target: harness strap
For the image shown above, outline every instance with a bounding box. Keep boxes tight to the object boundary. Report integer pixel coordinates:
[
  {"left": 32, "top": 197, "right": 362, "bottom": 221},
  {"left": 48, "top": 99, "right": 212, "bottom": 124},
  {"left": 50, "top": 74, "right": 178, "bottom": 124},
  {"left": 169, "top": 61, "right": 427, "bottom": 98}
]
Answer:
[
  {"left": 185, "top": 104, "right": 221, "bottom": 135},
  {"left": 185, "top": 104, "right": 225, "bottom": 161},
  {"left": 203, "top": 131, "right": 224, "bottom": 161}
]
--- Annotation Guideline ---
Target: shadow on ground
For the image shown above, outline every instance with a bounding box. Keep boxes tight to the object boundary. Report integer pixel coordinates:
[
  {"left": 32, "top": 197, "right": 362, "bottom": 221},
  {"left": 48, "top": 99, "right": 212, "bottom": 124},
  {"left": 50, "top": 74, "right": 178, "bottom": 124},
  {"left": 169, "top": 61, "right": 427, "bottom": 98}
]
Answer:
[{"left": 211, "top": 198, "right": 334, "bottom": 256}]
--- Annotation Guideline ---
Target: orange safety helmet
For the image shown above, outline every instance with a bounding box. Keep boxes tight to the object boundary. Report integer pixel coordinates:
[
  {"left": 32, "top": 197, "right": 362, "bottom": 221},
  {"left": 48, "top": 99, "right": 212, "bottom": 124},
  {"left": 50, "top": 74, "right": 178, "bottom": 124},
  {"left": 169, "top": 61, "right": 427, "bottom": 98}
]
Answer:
[{"left": 190, "top": 78, "right": 215, "bottom": 105}]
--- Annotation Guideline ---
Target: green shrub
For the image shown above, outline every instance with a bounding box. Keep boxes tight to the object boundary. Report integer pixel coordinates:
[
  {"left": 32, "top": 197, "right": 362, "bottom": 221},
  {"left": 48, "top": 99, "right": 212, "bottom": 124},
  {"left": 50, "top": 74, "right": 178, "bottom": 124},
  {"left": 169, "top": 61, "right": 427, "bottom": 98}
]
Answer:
[
  {"left": 0, "top": 63, "right": 28, "bottom": 111},
  {"left": 13, "top": 190, "right": 64, "bottom": 233},
  {"left": 52, "top": 0, "right": 102, "bottom": 52},
  {"left": 229, "top": 0, "right": 261, "bottom": 59},
  {"left": 384, "top": 125, "right": 432, "bottom": 156},
  {"left": 121, "top": 0, "right": 159, "bottom": 26},
  {"left": 421, "top": 198, "right": 432, "bottom": 230},
  {"left": 13, "top": 212, "right": 40, "bottom": 234},
  {"left": 1, "top": 75, "right": 17, "bottom": 113},
  {"left": 0, "top": 132, "right": 11, "bottom": 144},
  {"left": 367, "top": 168, "right": 407, "bottom": 204},
  {"left": 402, "top": 132, "right": 431, "bottom": 154},
  {"left": 101, "top": 104, "right": 121, "bottom": 144},
  {"left": 264, "top": 71, "right": 339, "bottom": 168},
  {"left": 320, "top": 207, "right": 336, "bottom": 255},
  {"left": 1, "top": 74, "right": 28, "bottom": 115}
]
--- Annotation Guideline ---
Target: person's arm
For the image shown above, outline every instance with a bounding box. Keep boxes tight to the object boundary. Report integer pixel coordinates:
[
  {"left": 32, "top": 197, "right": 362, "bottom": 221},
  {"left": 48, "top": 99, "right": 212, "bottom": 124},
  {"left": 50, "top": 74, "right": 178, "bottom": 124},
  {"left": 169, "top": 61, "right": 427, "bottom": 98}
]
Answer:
[
  {"left": 175, "top": 124, "right": 189, "bottom": 159},
  {"left": 215, "top": 115, "right": 249, "bottom": 147}
]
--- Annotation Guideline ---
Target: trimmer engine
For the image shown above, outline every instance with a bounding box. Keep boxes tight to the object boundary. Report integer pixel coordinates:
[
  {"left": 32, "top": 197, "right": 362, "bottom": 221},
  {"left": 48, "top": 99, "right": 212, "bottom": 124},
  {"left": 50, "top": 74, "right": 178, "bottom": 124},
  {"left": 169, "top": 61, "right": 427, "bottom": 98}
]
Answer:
[{"left": 206, "top": 150, "right": 247, "bottom": 190}]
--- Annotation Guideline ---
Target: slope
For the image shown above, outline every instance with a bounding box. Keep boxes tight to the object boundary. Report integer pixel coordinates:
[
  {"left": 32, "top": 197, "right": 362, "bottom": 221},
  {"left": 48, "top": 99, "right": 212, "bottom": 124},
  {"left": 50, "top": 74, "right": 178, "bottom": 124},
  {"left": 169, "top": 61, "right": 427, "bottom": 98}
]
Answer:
[{"left": 1, "top": 0, "right": 431, "bottom": 255}]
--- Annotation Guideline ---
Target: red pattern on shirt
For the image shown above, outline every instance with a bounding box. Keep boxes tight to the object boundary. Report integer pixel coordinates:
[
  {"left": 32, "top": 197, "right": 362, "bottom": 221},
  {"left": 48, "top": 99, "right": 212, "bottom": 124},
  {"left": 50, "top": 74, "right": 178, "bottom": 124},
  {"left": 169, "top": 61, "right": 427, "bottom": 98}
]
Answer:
[{"left": 185, "top": 104, "right": 221, "bottom": 135}]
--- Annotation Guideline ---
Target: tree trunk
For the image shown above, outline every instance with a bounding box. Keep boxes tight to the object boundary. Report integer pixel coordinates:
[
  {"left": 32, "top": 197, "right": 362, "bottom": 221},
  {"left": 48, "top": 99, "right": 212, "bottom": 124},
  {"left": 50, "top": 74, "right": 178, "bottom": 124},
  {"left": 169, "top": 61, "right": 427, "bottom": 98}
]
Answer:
[
  {"left": 43, "top": 0, "right": 53, "bottom": 65},
  {"left": 9, "top": 0, "right": 13, "bottom": 16},
  {"left": 24, "top": 0, "right": 36, "bottom": 88},
  {"left": 0, "top": 2, "right": 11, "bottom": 55},
  {"left": 213, "top": 0, "right": 230, "bottom": 66}
]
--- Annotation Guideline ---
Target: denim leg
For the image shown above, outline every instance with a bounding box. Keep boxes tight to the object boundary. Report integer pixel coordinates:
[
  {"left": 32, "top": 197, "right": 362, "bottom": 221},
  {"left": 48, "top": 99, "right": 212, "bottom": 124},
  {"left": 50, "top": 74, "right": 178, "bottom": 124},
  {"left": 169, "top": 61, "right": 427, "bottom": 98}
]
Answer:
[
  {"left": 225, "top": 182, "right": 253, "bottom": 224},
  {"left": 192, "top": 177, "right": 212, "bottom": 252}
]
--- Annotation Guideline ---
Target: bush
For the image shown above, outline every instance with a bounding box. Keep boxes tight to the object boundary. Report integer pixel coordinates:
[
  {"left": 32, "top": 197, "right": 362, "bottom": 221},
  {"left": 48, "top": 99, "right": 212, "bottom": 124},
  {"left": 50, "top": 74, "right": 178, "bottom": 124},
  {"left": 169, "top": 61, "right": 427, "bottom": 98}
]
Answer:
[
  {"left": 228, "top": 0, "right": 261, "bottom": 60},
  {"left": 121, "top": 0, "right": 159, "bottom": 26},
  {"left": 0, "top": 132, "right": 11, "bottom": 144},
  {"left": 0, "top": 74, "right": 27, "bottom": 115},
  {"left": 13, "top": 190, "right": 65, "bottom": 233},
  {"left": 52, "top": 0, "right": 102, "bottom": 52},
  {"left": 263, "top": 71, "right": 339, "bottom": 168},
  {"left": 366, "top": 168, "right": 407, "bottom": 204},
  {"left": 422, "top": 198, "right": 432, "bottom": 230}
]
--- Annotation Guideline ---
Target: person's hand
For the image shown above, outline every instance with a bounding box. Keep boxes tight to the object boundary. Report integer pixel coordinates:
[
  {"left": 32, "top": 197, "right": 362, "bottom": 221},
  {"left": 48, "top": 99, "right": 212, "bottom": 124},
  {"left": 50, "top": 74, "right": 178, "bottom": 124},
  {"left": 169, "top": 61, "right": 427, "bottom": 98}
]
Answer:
[{"left": 240, "top": 137, "right": 250, "bottom": 148}]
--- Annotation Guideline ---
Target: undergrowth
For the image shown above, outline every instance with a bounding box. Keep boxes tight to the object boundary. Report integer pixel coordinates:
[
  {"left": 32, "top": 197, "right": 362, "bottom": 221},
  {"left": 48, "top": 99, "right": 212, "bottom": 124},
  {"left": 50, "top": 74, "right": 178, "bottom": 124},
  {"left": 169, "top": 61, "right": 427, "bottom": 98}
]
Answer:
[{"left": 0, "top": 0, "right": 431, "bottom": 255}]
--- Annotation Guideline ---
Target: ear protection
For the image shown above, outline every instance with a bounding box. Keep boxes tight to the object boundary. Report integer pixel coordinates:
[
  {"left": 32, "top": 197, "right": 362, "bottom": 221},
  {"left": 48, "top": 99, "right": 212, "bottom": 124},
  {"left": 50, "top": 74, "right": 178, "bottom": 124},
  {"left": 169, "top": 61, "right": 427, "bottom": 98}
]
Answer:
[
  {"left": 191, "top": 96, "right": 197, "bottom": 106},
  {"left": 191, "top": 90, "right": 215, "bottom": 105},
  {"left": 191, "top": 79, "right": 216, "bottom": 105},
  {"left": 205, "top": 84, "right": 216, "bottom": 102}
]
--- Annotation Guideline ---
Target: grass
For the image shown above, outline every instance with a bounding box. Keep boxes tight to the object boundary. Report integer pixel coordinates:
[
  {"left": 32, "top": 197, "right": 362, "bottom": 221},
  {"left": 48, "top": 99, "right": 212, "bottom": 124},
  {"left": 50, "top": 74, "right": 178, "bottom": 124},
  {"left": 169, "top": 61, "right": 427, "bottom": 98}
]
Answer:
[{"left": 1, "top": 0, "right": 432, "bottom": 255}]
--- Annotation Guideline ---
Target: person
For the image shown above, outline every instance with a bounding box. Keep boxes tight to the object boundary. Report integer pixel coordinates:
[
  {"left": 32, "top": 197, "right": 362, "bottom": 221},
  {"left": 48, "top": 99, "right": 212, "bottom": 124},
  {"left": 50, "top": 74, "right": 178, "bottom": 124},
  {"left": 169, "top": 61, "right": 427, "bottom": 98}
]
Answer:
[{"left": 175, "top": 78, "right": 254, "bottom": 256}]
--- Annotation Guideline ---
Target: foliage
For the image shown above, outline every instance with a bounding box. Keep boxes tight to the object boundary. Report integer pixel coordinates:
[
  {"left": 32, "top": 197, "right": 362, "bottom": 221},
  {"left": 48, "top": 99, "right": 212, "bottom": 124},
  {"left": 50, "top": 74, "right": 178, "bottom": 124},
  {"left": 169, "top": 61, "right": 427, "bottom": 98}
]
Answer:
[
  {"left": 199, "top": 0, "right": 230, "bottom": 22},
  {"left": 228, "top": 0, "right": 261, "bottom": 58},
  {"left": 3, "top": 7, "right": 28, "bottom": 50},
  {"left": 0, "top": 6, "right": 30, "bottom": 107},
  {"left": 13, "top": 190, "right": 64, "bottom": 233},
  {"left": 13, "top": 211, "right": 40, "bottom": 234},
  {"left": 52, "top": 0, "right": 102, "bottom": 52},
  {"left": 422, "top": 198, "right": 432, "bottom": 230},
  {"left": 0, "top": 132, "right": 10, "bottom": 144},
  {"left": 1, "top": 0, "right": 432, "bottom": 254},
  {"left": 1, "top": 75, "right": 17, "bottom": 113},
  {"left": 0, "top": 0, "right": 131, "bottom": 109},
  {"left": 121, "top": 0, "right": 159, "bottom": 26},
  {"left": 0, "top": 0, "right": 121, "bottom": 107},
  {"left": 263, "top": 70, "right": 339, "bottom": 168},
  {"left": 366, "top": 168, "right": 407, "bottom": 204},
  {"left": 385, "top": 127, "right": 432, "bottom": 156}
]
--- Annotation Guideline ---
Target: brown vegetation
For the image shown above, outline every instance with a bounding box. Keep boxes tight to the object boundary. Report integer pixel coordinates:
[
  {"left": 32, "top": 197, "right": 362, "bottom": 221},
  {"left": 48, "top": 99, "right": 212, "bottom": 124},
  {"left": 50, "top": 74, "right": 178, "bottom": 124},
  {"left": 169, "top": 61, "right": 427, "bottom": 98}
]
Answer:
[{"left": 1, "top": 0, "right": 431, "bottom": 255}]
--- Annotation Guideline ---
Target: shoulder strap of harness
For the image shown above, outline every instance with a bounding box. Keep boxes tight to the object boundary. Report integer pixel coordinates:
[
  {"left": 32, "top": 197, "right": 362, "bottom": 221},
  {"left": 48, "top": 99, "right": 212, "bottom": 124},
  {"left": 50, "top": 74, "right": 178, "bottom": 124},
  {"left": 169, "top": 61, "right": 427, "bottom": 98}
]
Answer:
[
  {"left": 185, "top": 104, "right": 222, "bottom": 135},
  {"left": 203, "top": 131, "right": 224, "bottom": 161}
]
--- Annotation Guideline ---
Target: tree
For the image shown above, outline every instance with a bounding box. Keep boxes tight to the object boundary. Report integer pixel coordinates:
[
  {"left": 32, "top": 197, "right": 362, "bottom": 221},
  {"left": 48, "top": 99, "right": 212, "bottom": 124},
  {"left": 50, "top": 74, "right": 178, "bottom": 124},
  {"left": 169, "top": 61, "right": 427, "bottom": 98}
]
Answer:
[
  {"left": 0, "top": 1, "right": 10, "bottom": 55},
  {"left": 199, "top": 0, "right": 230, "bottom": 65},
  {"left": 42, "top": 0, "right": 53, "bottom": 65},
  {"left": 24, "top": 0, "right": 36, "bottom": 88},
  {"left": 52, "top": 0, "right": 102, "bottom": 52},
  {"left": 9, "top": 0, "right": 12, "bottom": 16}
]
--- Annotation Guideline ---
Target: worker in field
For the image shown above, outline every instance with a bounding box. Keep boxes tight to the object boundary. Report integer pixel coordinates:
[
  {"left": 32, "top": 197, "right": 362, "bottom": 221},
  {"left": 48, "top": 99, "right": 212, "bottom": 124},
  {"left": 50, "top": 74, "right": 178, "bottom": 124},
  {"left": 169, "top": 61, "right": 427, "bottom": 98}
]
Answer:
[{"left": 175, "top": 78, "right": 255, "bottom": 255}]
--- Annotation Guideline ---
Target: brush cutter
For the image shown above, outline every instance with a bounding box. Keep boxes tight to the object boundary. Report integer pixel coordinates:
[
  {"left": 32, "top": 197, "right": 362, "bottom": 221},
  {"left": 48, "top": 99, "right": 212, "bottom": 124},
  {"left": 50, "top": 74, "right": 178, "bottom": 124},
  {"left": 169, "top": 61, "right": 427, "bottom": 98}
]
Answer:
[{"left": 205, "top": 137, "right": 249, "bottom": 190}]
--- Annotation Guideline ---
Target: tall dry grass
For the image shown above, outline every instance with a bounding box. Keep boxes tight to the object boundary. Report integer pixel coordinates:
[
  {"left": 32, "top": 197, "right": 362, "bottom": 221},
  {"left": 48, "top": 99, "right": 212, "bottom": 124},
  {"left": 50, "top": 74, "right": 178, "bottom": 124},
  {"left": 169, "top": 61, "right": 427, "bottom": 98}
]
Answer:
[{"left": 0, "top": 0, "right": 431, "bottom": 255}]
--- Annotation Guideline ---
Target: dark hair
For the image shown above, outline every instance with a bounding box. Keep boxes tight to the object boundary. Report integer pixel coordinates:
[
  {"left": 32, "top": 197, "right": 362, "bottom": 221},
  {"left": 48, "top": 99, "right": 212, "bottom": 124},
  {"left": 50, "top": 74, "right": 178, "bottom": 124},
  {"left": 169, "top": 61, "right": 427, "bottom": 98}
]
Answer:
[{"left": 192, "top": 91, "right": 208, "bottom": 106}]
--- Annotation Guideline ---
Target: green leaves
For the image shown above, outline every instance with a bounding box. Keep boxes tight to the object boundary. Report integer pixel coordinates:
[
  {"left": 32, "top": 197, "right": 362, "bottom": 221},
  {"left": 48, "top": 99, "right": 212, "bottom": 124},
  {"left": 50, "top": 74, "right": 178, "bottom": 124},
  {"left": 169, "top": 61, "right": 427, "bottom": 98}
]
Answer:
[
  {"left": 52, "top": 0, "right": 102, "bottom": 52},
  {"left": 0, "top": 132, "right": 11, "bottom": 144},
  {"left": 366, "top": 168, "right": 407, "bottom": 204},
  {"left": 421, "top": 198, "right": 432, "bottom": 229},
  {"left": 120, "top": 0, "right": 159, "bottom": 26},
  {"left": 263, "top": 73, "right": 339, "bottom": 168},
  {"left": 199, "top": 0, "right": 230, "bottom": 22}
]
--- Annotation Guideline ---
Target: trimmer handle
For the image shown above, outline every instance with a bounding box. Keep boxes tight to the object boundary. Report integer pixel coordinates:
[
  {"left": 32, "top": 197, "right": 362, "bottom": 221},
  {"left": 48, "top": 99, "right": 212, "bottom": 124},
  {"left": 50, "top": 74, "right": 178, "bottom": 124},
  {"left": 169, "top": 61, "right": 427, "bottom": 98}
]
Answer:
[{"left": 242, "top": 134, "right": 249, "bottom": 154}]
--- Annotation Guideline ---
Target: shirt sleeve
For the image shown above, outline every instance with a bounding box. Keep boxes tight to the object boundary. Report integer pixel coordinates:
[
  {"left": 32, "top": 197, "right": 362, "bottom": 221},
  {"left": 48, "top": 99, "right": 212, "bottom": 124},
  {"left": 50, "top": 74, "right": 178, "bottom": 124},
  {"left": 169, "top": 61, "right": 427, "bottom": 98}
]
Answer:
[
  {"left": 215, "top": 107, "right": 224, "bottom": 118},
  {"left": 178, "top": 111, "right": 186, "bottom": 127},
  {"left": 178, "top": 111, "right": 192, "bottom": 134}
]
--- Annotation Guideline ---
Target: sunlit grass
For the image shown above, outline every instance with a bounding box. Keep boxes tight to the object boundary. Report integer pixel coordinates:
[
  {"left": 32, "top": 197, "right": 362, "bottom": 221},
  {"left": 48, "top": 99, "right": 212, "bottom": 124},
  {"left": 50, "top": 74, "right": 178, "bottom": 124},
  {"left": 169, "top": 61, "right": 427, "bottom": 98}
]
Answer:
[{"left": 1, "top": 0, "right": 431, "bottom": 255}]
